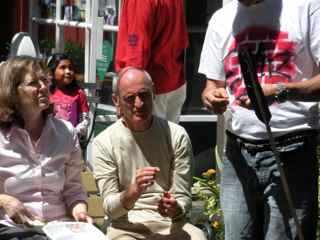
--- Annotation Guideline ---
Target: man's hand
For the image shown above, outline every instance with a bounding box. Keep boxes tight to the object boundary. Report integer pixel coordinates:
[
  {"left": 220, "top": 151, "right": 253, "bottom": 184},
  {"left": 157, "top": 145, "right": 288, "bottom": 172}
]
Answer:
[
  {"left": 201, "top": 80, "right": 229, "bottom": 114},
  {"left": 158, "top": 192, "right": 182, "bottom": 218},
  {"left": 134, "top": 167, "right": 160, "bottom": 194},
  {"left": 121, "top": 167, "right": 160, "bottom": 210},
  {"left": 0, "top": 194, "right": 34, "bottom": 224},
  {"left": 236, "top": 84, "right": 278, "bottom": 109}
]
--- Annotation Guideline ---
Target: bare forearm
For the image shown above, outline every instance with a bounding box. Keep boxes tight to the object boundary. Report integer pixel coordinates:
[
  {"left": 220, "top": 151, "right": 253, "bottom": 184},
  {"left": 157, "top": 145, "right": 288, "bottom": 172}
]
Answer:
[
  {"left": 286, "top": 74, "right": 320, "bottom": 101},
  {"left": 206, "top": 79, "right": 225, "bottom": 89}
]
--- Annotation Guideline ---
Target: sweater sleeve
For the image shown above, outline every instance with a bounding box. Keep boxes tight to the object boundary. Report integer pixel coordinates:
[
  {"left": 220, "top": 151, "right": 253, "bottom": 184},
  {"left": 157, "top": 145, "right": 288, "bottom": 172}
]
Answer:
[
  {"left": 170, "top": 127, "right": 193, "bottom": 216},
  {"left": 92, "top": 135, "right": 129, "bottom": 219}
]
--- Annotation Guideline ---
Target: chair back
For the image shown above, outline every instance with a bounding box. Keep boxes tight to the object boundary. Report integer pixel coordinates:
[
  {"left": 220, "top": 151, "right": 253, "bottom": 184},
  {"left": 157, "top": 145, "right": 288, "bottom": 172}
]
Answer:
[{"left": 10, "top": 32, "right": 40, "bottom": 57}]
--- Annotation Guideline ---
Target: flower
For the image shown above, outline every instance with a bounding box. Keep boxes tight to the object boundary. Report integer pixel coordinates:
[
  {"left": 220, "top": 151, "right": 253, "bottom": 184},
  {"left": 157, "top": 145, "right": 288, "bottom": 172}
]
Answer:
[
  {"left": 193, "top": 168, "right": 224, "bottom": 239},
  {"left": 202, "top": 168, "right": 216, "bottom": 178},
  {"left": 212, "top": 220, "right": 220, "bottom": 229}
]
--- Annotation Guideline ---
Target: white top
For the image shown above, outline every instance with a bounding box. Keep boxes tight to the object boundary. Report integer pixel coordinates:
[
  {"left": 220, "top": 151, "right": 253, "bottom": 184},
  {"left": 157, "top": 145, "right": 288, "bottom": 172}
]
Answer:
[
  {"left": 0, "top": 116, "right": 87, "bottom": 225},
  {"left": 199, "top": 0, "right": 320, "bottom": 139}
]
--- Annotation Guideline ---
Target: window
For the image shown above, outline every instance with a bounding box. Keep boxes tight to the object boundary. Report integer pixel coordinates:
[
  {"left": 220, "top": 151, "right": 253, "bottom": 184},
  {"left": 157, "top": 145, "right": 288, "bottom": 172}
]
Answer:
[{"left": 30, "top": 0, "right": 222, "bottom": 120}]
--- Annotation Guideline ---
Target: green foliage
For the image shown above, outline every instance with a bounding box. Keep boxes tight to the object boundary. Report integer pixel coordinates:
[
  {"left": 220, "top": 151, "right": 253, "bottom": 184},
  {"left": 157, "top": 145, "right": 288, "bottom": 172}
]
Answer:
[
  {"left": 64, "top": 42, "right": 84, "bottom": 73},
  {"left": 39, "top": 39, "right": 84, "bottom": 73},
  {"left": 39, "top": 39, "right": 54, "bottom": 57},
  {"left": 5, "top": 42, "right": 11, "bottom": 52},
  {"left": 193, "top": 169, "right": 224, "bottom": 240}
]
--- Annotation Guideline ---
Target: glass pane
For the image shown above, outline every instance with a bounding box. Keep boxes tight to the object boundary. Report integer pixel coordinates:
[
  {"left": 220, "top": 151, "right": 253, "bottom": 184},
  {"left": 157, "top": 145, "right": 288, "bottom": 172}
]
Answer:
[
  {"left": 63, "top": 27, "right": 85, "bottom": 76},
  {"left": 62, "top": 0, "right": 86, "bottom": 21},
  {"left": 39, "top": 0, "right": 56, "bottom": 19},
  {"left": 38, "top": 25, "right": 55, "bottom": 58},
  {"left": 98, "top": 0, "right": 118, "bottom": 25},
  {"left": 37, "top": 26, "right": 85, "bottom": 77},
  {"left": 95, "top": 31, "right": 118, "bottom": 106}
]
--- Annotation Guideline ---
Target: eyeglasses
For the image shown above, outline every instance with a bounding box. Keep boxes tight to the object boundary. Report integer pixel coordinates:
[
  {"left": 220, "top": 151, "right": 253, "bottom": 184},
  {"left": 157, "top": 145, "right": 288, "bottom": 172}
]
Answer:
[
  {"left": 121, "top": 90, "right": 153, "bottom": 105},
  {"left": 21, "top": 77, "right": 49, "bottom": 88}
]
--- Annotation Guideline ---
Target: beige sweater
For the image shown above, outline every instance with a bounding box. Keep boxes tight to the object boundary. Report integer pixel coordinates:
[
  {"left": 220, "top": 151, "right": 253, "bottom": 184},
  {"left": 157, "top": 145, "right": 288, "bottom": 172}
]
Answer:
[{"left": 92, "top": 116, "right": 193, "bottom": 224}]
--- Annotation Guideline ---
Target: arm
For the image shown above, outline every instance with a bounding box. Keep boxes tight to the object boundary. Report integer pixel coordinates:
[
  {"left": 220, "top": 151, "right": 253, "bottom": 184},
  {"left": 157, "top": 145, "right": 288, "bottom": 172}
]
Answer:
[
  {"left": 237, "top": 73, "right": 320, "bottom": 108},
  {"left": 201, "top": 79, "right": 229, "bottom": 114},
  {"left": 158, "top": 127, "right": 193, "bottom": 220},
  {"left": 62, "top": 128, "right": 91, "bottom": 222},
  {"left": 117, "top": 0, "right": 153, "bottom": 68},
  {"left": 75, "top": 89, "right": 90, "bottom": 137},
  {"left": 0, "top": 194, "right": 34, "bottom": 224},
  {"left": 255, "top": 2, "right": 320, "bottom": 104},
  {"left": 263, "top": 74, "right": 320, "bottom": 102},
  {"left": 92, "top": 137, "right": 127, "bottom": 219},
  {"left": 92, "top": 136, "right": 159, "bottom": 219}
]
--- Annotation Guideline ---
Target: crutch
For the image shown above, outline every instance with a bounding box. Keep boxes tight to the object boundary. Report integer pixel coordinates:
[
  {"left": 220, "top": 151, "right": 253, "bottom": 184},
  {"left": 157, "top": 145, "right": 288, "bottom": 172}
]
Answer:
[{"left": 238, "top": 47, "right": 304, "bottom": 240}]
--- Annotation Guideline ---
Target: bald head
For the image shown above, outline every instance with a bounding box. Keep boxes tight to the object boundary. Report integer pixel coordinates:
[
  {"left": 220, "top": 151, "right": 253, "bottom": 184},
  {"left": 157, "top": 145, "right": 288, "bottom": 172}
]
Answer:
[{"left": 116, "top": 67, "right": 153, "bottom": 96}]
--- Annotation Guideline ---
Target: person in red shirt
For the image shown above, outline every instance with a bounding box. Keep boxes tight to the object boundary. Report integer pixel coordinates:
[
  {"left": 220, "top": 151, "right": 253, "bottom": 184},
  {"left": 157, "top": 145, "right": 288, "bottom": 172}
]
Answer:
[{"left": 115, "top": 0, "right": 189, "bottom": 123}]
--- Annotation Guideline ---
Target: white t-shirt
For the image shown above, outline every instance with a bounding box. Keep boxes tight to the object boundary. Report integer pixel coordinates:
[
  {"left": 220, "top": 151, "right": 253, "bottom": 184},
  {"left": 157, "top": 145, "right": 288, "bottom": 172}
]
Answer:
[{"left": 199, "top": 0, "right": 320, "bottom": 139}]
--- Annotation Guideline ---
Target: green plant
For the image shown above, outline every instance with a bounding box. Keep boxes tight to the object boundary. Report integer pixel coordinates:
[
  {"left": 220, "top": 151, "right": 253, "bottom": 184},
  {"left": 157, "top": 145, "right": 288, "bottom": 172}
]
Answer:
[
  {"left": 193, "top": 169, "right": 224, "bottom": 240},
  {"left": 39, "top": 39, "right": 84, "bottom": 73},
  {"left": 64, "top": 42, "right": 84, "bottom": 73},
  {"left": 39, "top": 39, "right": 54, "bottom": 58}
]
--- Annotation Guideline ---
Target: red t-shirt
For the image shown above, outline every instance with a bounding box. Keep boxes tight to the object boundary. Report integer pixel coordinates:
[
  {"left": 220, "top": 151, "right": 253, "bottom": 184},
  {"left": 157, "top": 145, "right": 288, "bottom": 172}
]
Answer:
[
  {"left": 115, "top": 0, "right": 189, "bottom": 94},
  {"left": 50, "top": 88, "right": 89, "bottom": 127}
]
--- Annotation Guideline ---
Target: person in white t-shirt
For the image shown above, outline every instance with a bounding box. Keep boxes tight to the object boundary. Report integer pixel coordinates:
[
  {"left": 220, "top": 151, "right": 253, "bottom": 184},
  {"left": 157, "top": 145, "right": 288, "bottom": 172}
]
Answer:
[{"left": 199, "top": 0, "right": 320, "bottom": 239}]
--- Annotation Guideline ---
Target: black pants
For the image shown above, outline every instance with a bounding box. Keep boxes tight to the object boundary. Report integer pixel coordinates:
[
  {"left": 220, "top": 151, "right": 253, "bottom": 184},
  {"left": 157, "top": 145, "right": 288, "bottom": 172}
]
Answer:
[{"left": 0, "top": 224, "right": 49, "bottom": 240}]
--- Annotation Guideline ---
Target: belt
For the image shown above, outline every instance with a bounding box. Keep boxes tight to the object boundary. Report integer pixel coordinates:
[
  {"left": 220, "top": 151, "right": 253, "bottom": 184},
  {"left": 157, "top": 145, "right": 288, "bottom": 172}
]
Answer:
[{"left": 226, "top": 129, "right": 318, "bottom": 150}]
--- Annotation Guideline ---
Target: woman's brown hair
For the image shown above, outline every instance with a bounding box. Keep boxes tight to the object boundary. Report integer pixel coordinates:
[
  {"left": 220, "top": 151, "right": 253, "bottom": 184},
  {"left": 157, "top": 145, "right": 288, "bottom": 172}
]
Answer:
[{"left": 0, "top": 56, "right": 52, "bottom": 129}]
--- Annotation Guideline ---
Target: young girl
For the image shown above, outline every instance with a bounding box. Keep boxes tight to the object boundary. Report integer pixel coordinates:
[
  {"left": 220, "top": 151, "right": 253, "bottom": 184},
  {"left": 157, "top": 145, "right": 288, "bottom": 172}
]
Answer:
[{"left": 47, "top": 53, "right": 90, "bottom": 139}]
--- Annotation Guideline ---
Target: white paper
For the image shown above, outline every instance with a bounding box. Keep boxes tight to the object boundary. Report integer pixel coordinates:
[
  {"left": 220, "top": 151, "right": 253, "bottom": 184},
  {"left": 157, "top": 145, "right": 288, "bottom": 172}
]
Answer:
[{"left": 42, "top": 221, "right": 108, "bottom": 240}]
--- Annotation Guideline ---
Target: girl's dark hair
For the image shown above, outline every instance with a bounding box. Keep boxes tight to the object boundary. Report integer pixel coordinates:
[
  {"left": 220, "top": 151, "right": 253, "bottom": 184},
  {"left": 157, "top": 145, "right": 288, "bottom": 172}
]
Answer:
[{"left": 47, "top": 53, "right": 79, "bottom": 92}]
